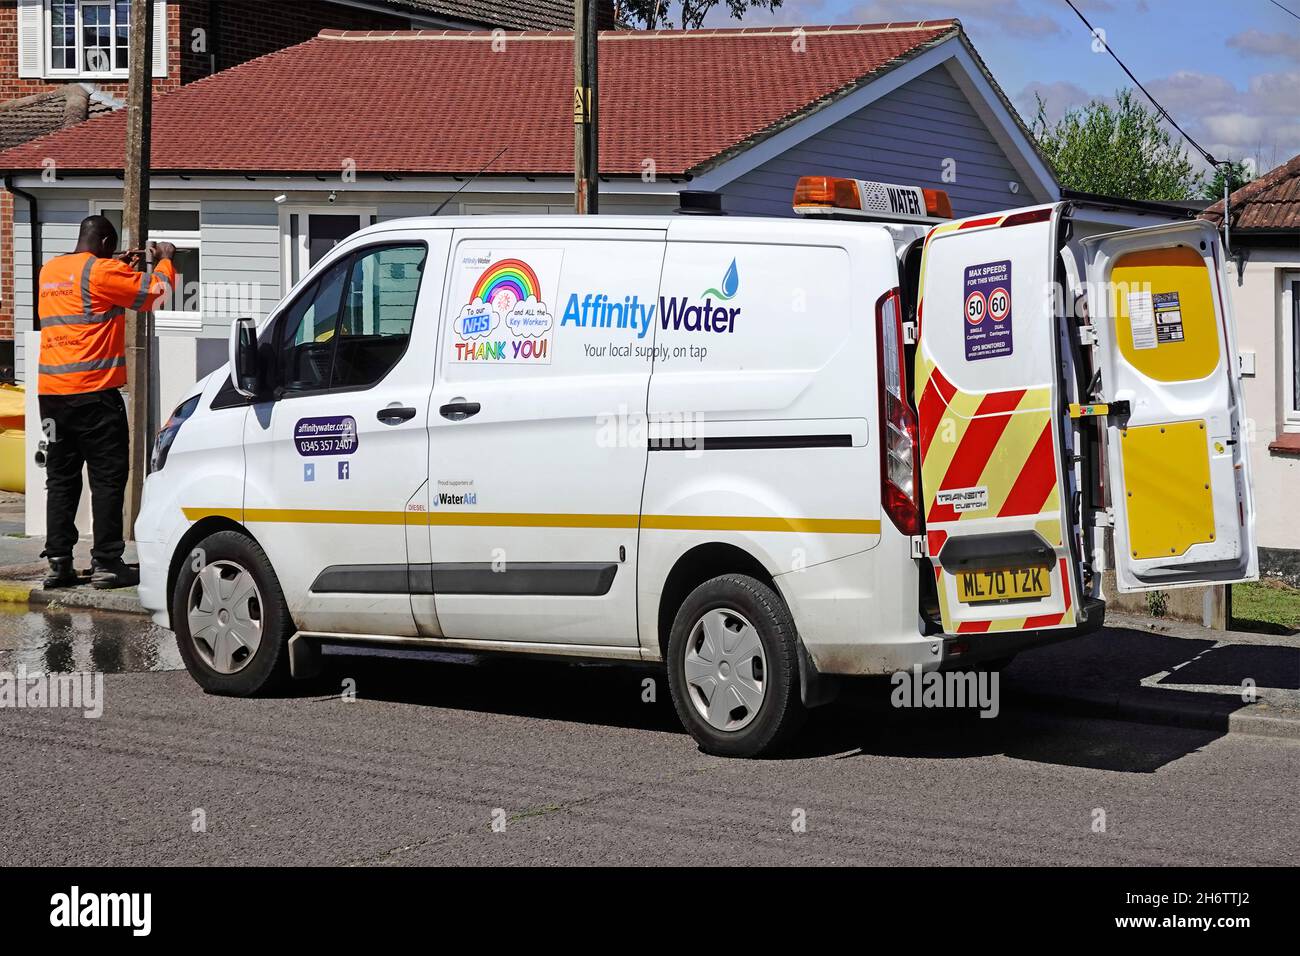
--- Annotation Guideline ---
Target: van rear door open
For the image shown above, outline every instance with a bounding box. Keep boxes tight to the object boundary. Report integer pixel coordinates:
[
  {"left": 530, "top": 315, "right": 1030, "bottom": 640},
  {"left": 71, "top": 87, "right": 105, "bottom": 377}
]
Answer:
[
  {"left": 914, "top": 205, "right": 1081, "bottom": 634},
  {"left": 1082, "top": 220, "right": 1256, "bottom": 592},
  {"left": 915, "top": 205, "right": 1257, "bottom": 635}
]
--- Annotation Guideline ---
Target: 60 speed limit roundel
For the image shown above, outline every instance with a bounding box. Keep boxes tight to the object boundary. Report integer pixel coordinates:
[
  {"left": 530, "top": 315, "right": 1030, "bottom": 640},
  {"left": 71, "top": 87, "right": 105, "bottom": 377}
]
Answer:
[
  {"left": 988, "top": 286, "right": 1010, "bottom": 321},
  {"left": 962, "top": 259, "right": 1013, "bottom": 360}
]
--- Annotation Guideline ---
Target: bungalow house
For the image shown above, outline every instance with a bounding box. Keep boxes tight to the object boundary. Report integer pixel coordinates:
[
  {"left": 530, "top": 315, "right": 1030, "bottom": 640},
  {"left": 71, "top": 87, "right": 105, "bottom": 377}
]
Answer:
[
  {"left": 1204, "top": 155, "right": 1300, "bottom": 582},
  {"left": 0, "top": 0, "right": 614, "bottom": 373},
  {"left": 0, "top": 19, "right": 1060, "bottom": 420}
]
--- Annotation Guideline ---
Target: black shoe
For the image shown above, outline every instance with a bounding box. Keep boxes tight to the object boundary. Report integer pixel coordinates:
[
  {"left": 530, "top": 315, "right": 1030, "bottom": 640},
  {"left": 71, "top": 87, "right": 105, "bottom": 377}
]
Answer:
[
  {"left": 42, "top": 556, "right": 77, "bottom": 589},
  {"left": 91, "top": 558, "right": 139, "bottom": 590}
]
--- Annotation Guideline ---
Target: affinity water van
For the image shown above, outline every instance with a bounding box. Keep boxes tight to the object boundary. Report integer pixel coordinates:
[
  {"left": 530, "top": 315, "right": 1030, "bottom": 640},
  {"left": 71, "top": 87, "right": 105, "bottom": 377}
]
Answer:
[{"left": 135, "top": 180, "right": 1256, "bottom": 757}]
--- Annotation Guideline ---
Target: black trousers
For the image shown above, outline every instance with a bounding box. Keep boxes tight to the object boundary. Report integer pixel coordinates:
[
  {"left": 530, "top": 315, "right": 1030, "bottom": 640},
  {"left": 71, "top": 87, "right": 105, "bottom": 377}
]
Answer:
[{"left": 38, "top": 388, "right": 129, "bottom": 564}]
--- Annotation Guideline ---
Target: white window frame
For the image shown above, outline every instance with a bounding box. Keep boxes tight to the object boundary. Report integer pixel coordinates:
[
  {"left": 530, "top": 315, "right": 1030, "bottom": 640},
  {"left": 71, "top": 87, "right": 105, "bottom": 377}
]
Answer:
[
  {"left": 278, "top": 204, "right": 378, "bottom": 293},
  {"left": 46, "top": 0, "right": 132, "bottom": 79},
  {"left": 91, "top": 199, "right": 202, "bottom": 332},
  {"left": 1283, "top": 272, "right": 1300, "bottom": 433}
]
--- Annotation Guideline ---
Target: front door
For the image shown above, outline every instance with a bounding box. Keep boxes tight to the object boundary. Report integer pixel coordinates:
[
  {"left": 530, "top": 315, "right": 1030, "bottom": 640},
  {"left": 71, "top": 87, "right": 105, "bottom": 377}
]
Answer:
[
  {"left": 283, "top": 210, "right": 377, "bottom": 288},
  {"left": 242, "top": 233, "right": 449, "bottom": 636}
]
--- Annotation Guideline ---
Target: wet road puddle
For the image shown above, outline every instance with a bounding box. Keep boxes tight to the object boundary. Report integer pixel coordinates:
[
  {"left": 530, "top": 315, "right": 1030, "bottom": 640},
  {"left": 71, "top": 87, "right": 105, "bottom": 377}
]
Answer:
[{"left": 0, "top": 607, "right": 181, "bottom": 674}]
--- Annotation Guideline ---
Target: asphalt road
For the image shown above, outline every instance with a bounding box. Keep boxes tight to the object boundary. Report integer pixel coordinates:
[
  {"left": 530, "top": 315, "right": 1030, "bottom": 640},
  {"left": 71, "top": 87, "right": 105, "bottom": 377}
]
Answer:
[{"left": 2, "top": 614, "right": 1298, "bottom": 867}]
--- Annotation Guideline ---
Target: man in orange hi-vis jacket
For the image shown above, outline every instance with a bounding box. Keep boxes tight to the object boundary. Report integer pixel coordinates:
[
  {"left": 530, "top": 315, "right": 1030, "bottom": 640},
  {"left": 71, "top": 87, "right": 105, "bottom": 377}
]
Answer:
[{"left": 37, "top": 214, "right": 176, "bottom": 590}]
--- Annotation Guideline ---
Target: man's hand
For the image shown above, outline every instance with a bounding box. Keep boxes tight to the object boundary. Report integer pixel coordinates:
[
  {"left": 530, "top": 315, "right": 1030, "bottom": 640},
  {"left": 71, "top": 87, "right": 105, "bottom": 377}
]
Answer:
[
  {"left": 147, "top": 241, "right": 177, "bottom": 261},
  {"left": 115, "top": 248, "right": 146, "bottom": 268}
]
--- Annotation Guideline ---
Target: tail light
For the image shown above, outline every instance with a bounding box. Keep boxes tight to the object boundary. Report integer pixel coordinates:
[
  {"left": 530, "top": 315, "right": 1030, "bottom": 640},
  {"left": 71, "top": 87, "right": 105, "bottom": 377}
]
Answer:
[{"left": 876, "top": 288, "right": 921, "bottom": 535}]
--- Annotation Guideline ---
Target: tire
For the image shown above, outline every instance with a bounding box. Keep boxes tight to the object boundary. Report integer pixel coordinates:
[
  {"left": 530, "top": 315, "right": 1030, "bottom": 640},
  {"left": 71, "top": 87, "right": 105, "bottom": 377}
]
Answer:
[
  {"left": 171, "top": 530, "right": 293, "bottom": 696},
  {"left": 666, "top": 574, "right": 805, "bottom": 758}
]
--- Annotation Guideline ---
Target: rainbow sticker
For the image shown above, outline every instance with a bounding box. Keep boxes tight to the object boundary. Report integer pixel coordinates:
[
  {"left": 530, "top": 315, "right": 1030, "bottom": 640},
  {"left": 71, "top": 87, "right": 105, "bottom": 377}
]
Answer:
[{"left": 471, "top": 259, "right": 541, "bottom": 311}]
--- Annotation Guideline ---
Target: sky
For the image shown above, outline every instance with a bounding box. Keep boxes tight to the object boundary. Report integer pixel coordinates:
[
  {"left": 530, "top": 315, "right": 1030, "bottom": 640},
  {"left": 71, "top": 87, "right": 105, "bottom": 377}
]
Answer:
[{"left": 698, "top": 0, "right": 1300, "bottom": 174}]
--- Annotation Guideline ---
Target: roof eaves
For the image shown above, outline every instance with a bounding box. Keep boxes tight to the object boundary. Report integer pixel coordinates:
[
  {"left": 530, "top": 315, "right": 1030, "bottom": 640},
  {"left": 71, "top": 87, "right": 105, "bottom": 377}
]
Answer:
[{"left": 1204, "top": 152, "right": 1300, "bottom": 226}]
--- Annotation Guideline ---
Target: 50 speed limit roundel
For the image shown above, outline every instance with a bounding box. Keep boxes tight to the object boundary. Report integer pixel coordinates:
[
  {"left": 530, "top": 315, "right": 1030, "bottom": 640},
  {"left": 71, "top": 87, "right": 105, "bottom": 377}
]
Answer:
[{"left": 962, "top": 259, "right": 1013, "bottom": 360}]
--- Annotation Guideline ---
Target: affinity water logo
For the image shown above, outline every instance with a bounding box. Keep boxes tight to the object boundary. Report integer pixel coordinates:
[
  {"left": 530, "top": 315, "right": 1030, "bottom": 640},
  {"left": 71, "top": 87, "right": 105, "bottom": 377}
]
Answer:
[
  {"left": 702, "top": 258, "right": 739, "bottom": 300},
  {"left": 560, "top": 258, "right": 742, "bottom": 338}
]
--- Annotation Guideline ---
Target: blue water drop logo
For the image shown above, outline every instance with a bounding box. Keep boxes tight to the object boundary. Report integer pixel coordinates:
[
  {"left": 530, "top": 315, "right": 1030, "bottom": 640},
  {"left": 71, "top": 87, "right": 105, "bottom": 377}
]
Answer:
[{"left": 702, "top": 258, "right": 740, "bottom": 301}]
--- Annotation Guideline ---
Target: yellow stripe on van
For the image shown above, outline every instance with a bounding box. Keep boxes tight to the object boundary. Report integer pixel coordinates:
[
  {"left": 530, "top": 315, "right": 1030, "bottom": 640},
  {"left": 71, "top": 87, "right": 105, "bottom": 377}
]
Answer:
[
  {"left": 642, "top": 515, "right": 880, "bottom": 535},
  {"left": 181, "top": 507, "right": 881, "bottom": 535}
]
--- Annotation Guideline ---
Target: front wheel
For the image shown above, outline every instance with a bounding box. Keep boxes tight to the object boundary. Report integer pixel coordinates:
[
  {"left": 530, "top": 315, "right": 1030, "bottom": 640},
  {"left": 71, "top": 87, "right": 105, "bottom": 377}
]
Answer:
[
  {"left": 666, "top": 574, "right": 805, "bottom": 758},
  {"left": 172, "top": 530, "right": 293, "bottom": 696}
]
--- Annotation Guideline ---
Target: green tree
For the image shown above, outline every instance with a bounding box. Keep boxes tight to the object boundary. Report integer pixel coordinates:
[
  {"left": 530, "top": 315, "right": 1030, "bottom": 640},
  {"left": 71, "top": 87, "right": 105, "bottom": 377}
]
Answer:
[
  {"left": 1031, "top": 89, "right": 1204, "bottom": 201},
  {"left": 618, "top": 0, "right": 782, "bottom": 30},
  {"left": 1202, "top": 159, "right": 1255, "bottom": 201}
]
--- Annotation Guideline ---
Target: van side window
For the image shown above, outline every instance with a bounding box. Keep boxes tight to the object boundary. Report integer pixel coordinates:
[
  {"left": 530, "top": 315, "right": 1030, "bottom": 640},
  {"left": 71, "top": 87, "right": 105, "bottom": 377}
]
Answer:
[
  {"left": 278, "top": 260, "right": 348, "bottom": 391},
  {"left": 276, "top": 243, "right": 426, "bottom": 393},
  {"left": 332, "top": 244, "right": 427, "bottom": 389}
]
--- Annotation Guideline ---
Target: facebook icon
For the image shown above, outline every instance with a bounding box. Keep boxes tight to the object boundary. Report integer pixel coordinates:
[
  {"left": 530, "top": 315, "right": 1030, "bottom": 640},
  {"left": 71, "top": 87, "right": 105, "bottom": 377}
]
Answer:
[{"left": 338, "top": 461, "right": 350, "bottom": 480}]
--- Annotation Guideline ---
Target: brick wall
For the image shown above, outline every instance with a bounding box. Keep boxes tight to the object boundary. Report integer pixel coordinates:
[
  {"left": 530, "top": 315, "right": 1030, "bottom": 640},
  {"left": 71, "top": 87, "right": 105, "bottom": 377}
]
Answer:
[
  {"left": 0, "top": 0, "right": 408, "bottom": 351},
  {"left": 0, "top": 0, "right": 184, "bottom": 101},
  {"left": 179, "top": 0, "right": 410, "bottom": 83}
]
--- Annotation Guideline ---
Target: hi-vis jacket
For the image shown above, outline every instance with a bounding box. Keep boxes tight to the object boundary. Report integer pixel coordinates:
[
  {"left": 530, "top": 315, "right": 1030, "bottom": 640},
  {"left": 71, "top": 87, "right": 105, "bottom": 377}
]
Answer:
[{"left": 37, "top": 253, "right": 176, "bottom": 395}]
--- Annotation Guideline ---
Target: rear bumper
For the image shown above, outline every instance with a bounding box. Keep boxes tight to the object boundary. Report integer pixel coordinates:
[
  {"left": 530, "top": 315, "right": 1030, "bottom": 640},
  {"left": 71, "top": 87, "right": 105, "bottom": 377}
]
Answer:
[
  {"left": 937, "top": 598, "right": 1106, "bottom": 669},
  {"left": 776, "top": 547, "right": 1104, "bottom": 677}
]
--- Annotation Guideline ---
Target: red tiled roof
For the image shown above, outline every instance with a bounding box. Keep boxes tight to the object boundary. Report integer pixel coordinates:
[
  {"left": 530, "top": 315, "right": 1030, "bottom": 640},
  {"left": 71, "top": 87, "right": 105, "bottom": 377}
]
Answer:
[
  {"left": 1203, "top": 153, "right": 1300, "bottom": 231},
  {"left": 0, "top": 23, "right": 957, "bottom": 177}
]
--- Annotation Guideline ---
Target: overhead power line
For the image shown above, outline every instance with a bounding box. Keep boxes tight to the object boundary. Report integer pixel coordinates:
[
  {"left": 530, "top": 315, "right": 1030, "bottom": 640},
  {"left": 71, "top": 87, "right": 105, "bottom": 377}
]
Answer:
[
  {"left": 1060, "top": 0, "right": 1221, "bottom": 168},
  {"left": 1269, "top": 0, "right": 1300, "bottom": 23}
]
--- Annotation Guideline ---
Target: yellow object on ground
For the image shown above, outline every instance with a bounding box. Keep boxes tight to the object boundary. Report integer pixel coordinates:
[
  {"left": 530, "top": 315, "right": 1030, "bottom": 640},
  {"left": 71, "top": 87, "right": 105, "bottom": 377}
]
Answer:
[
  {"left": 0, "top": 429, "right": 25, "bottom": 493},
  {"left": 0, "top": 384, "right": 25, "bottom": 492},
  {"left": 0, "top": 383, "right": 24, "bottom": 430}
]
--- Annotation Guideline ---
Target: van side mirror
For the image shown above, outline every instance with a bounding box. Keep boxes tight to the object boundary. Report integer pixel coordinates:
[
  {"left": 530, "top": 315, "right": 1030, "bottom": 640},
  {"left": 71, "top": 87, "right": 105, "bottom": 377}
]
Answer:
[{"left": 229, "top": 316, "right": 260, "bottom": 398}]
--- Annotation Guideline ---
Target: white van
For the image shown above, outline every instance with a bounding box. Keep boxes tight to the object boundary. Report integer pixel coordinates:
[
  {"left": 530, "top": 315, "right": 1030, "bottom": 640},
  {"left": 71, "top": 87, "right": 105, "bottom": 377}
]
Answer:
[{"left": 135, "top": 179, "right": 1256, "bottom": 757}]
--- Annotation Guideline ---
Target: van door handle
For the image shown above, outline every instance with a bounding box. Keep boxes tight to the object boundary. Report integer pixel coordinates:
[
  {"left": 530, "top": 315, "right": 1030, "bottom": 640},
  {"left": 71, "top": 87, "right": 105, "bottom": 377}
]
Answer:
[
  {"left": 439, "top": 399, "right": 481, "bottom": 421},
  {"left": 377, "top": 405, "right": 417, "bottom": 424}
]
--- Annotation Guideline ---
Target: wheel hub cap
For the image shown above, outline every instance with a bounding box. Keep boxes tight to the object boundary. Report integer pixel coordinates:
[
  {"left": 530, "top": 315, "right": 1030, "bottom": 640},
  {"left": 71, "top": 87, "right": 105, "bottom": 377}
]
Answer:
[
  {"left": 683, "top": 607, "right": 767, "bottom": 732},
  {"left": 187, "top": 560, "right": 264, "bottom": 675}
]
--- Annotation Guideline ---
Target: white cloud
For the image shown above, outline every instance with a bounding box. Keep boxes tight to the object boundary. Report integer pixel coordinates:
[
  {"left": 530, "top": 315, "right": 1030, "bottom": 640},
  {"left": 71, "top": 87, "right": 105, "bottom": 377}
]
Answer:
[
  {"left": 1021, "top": 69, "right": 1300, "bottom": 173},
  {"left": 848, "top": 0, "right": 1061, "bottom": 37},
  {"left": 1015, "top": 80, "right": 1103, "bottom": 124},
  {"left": 1227, "top": 29, "right": 1300, "bottom": 63}
]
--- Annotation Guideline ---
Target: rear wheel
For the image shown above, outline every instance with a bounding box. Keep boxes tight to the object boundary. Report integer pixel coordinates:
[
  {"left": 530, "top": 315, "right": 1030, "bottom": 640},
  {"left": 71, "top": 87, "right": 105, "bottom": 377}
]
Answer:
[
  {"left": 172, "top": 530, "right": 292, "bottom": 696},
  {"left": 666, "top": 574, "right": 805, "bottom": 758}
]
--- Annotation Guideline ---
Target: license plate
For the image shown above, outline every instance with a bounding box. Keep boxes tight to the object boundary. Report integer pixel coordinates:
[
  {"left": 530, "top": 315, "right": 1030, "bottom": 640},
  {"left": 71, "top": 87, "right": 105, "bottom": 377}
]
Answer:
[{"left": 957, "top": 567, "right": 1051, "bottom": 604}]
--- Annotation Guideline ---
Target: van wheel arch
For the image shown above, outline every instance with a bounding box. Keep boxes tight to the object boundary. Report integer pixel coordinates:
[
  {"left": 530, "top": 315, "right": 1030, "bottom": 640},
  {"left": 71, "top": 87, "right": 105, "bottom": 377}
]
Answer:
[
  {"left": 657, "top": 543, "right": 837, "bottom": 710},
  {"left": 166, "top": 517, "right": 264, "bottom": 629},
  {"left": 657, "top": 543, "right": 780, "bottom": 660}
]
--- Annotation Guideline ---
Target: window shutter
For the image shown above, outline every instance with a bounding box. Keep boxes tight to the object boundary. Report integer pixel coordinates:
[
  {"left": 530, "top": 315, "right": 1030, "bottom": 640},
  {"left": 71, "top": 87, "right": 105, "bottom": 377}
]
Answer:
[
  {"left": 152, "top": 0, "right": 169, "bottom": 78},
  {"left": 16, "top": 0, "right": 44, "bottom": 78}
]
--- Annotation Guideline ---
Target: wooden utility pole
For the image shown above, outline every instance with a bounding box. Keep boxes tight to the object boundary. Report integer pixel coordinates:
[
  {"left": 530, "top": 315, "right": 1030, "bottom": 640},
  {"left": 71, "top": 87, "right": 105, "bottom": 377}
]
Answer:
[
  {"left": 122, "top": 0, "right": 153, "bottom": 533},
  {"left": 573, "top": 0, "right": 598, "bottom": 213}
]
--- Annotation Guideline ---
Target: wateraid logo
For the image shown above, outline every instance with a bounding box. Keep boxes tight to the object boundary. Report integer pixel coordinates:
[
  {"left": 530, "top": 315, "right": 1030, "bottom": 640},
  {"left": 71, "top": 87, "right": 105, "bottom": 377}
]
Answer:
[{"left": 560, "top": 259, "right": 742, "bottom": 339}]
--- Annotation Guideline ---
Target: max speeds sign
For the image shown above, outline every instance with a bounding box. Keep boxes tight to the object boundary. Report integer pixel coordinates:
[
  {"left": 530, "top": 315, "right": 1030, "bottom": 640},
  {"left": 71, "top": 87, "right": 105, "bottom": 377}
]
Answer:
[{"left": 963, "top": 259, "right": 1013, "bottom": 361}]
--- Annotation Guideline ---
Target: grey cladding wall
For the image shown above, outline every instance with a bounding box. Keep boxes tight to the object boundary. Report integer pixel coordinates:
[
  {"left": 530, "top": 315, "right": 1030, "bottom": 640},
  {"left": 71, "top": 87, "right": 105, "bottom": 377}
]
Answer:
[{"left": 721, "top": 65, "right": 1029, "bottom": 219}]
